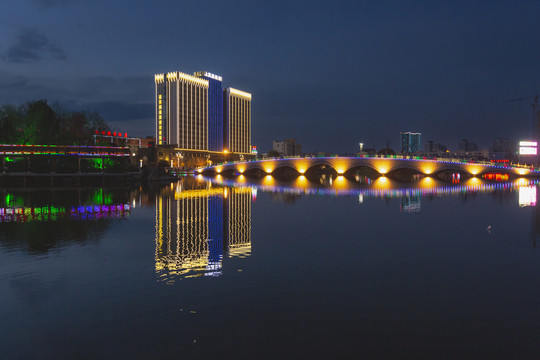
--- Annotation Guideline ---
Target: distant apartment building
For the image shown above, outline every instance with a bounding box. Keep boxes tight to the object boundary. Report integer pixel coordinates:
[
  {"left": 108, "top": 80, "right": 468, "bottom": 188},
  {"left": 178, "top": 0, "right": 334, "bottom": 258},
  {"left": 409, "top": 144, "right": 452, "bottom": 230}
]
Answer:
[
  {"left": 423, "top": 140, "right": 447, "bottom": 154},
  {"left": 154, "top": 70, "right": 252, "bottom": 157},
  {"left": 400, "top": 132, "right": 422, "bottom": 154},
  {"left": 489, "top": 138, "right": 517, "bottom": 162},
  {"left": 272, "top": 139, "right": 302, "bottom": 156},
  {"left": 458, "top": 139, "right": 478, "bottom": 152}
]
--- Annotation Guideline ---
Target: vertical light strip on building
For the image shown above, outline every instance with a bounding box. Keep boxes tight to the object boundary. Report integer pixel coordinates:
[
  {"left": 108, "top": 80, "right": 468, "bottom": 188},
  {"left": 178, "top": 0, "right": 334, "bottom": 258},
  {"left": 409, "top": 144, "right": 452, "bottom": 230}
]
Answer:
[{"left": 155, "top": 74, "right": 165, "bottom": 145}]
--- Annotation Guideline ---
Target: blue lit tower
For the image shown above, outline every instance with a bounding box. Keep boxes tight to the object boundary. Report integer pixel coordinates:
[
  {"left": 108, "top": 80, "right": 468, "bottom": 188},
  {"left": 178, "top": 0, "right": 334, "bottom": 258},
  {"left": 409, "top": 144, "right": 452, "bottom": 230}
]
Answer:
[
  {"left": 400, "top": 132, "right": 422, "bottom": 154},
  {"left": 194, "top": 71, "right": 223, "bottom": 152}
]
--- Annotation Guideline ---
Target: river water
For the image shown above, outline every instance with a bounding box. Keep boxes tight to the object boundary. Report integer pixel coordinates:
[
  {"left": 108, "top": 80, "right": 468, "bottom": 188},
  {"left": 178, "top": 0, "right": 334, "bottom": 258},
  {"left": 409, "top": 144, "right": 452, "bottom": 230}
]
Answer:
[{"left": 1, "top": 176, "right": 540, "bottom": 359}]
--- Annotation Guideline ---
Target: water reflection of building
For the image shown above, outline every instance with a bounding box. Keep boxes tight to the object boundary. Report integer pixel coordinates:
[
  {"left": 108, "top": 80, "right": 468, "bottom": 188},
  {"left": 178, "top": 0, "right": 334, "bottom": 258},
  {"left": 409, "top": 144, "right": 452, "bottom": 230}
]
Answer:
[
  {"left": 400, "top": 195, "right": 421, "bottom": 213},
  {"left": 155, "top": 184, "right": 252, "bottom": 282},
  {"left": 519, "top": 186, "right": 537, "bottom": 207},
  {"left": 225, "top": 188, "right": 252, "bottom": 258}
]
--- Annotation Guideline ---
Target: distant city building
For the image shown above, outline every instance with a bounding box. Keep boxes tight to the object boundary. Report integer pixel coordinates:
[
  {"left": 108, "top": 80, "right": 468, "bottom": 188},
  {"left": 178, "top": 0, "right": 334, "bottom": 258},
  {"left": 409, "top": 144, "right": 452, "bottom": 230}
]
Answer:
[
  {"left": 154, "top": 70, "right": 252, "bottom": 157},
  {"left": 489, "top": 138, "right": 517, "bottom": 162},
  {"left": 458, "top": 139, "right": 478, "bottom": 152},
  {"left": 423, "top": 140, "right": 447, "bottom": 153},
  {"left": 400, "top": 132, "right": 422, "bottom": 154},
  {"left": 272, "top": 139, "right": 302, "bottom": 156}
]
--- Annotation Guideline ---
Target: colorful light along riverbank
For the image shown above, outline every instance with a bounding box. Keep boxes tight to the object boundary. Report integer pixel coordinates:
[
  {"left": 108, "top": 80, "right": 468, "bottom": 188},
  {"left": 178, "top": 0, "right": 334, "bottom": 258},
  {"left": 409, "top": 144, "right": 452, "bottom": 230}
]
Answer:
[{"left": 0, "top": 144, "right": 131, "bottom": 157}]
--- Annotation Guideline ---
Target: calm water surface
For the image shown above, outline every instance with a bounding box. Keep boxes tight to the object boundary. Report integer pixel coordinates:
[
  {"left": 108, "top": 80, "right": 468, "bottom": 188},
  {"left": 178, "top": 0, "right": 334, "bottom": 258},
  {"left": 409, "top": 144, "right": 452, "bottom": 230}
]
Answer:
[{"left": 1, "top": 177, "right": 540, "bottom": 359}]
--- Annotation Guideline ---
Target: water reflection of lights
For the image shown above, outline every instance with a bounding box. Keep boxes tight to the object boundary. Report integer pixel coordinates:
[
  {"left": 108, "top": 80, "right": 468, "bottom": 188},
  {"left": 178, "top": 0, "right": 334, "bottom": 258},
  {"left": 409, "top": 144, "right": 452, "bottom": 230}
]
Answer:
[
  {"left": 262, "top": 175, "right": 275, "bottom": 186},
  {"left": 519, "top": 186, "right": 537, "bottom": 207},
  {"left": 372, "top": 176, "right": 391, "bottom": 190},
  {"left": 296, "top": 174, "right": 308, "bottom": 184},
  {"left": 0, "top": 203, "right": 131, "bottom": 223},
  {"left": 252, "top": 187, "right": 258, "bottom": 201},
  {"left": 155, "top": 184, "right": 252, "bottom": 284},
  {"left": 333, "top": 175, "right": 347, "bottom": 189},
  {"left": 516, "top": 178, "right": 529, "bottom": 186},
  {"left": 418, "top": 177, "right": 434, "bottom": 188}
]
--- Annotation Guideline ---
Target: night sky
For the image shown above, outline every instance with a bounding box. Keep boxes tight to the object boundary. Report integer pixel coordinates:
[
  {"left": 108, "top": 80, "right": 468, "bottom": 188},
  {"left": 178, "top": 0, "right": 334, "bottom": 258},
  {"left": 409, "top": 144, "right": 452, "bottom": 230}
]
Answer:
[{"left": 1, "top": 0, "right": 539, "bottom": 153}]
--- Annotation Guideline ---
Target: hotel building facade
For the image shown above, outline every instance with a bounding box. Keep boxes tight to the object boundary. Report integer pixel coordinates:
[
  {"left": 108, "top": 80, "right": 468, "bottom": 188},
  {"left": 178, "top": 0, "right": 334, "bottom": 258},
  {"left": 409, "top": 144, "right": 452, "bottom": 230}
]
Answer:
[{"left": 155, "top": 70, "right": 252, "bottom": 164}]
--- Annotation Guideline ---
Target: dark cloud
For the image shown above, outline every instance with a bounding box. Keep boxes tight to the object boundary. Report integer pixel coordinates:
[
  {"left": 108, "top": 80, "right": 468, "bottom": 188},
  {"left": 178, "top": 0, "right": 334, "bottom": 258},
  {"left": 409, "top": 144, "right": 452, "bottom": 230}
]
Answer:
[
  {"left": 0, "top": 72, "right": 151, "bottom": 105},
  {"left": 72, "top": 101, "right": 154, "bottom": 122},
  {"left": 28, "top": 0, "right": 74, "bottom": 8},
  {"left": 3, "top": 28, "right": 66, "bottom": 63}
]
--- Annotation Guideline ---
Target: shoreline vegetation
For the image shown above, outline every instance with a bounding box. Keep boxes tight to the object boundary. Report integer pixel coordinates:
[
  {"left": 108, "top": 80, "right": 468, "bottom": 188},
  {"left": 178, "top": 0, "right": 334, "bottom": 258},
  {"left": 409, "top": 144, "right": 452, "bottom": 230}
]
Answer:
[{"left": 0, "top": 99, "right": 110, "bottom": 146}]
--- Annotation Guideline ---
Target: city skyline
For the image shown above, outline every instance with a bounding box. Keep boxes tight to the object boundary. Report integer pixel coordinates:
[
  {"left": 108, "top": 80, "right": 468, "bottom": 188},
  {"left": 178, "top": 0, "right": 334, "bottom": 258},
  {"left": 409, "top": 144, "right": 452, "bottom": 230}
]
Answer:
[{"left": 0, "top": 0, "right": 539, "bottom": 152}]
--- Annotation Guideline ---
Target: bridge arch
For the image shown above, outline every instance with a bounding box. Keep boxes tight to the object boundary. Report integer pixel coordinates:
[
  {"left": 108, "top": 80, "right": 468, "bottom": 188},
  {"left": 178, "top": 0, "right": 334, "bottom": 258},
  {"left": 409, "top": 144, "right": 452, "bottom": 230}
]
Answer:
[
  {"left": 271, "top": 165, "right": 301, "bottom": 179},
  {"left": 343, "top": 165, "right": 381, "bottom": 177}
]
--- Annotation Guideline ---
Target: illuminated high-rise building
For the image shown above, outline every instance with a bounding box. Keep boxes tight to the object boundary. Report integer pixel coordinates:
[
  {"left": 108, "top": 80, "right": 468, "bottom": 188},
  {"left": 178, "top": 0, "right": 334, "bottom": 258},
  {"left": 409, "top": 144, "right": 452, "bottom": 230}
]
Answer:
[
  {"left": 400, "top": 132, "right": 422, "bottom": 154},
  {"left": 155, "top": 72, "right": 208, "bottom": 149},
  {"left": 155, "top": 70, "right": 252, "bottom": 156},
  {"left": 224, "top": 88, "right": 252, "bottom": 154}
]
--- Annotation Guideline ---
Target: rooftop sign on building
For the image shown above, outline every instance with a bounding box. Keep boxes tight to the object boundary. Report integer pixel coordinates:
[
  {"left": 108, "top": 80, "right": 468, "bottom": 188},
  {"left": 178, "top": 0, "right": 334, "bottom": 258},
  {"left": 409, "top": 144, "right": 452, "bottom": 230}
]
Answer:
[{"left": 519, "top": 141, "right": 537, "bottom": 155}]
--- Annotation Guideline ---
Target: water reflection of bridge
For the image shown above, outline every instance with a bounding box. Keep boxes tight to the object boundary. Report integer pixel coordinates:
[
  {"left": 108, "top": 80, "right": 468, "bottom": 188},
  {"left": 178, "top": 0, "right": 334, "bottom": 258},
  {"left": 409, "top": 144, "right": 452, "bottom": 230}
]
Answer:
[{"left": 155, "top": 182, "right": 252, "bottom": 282}]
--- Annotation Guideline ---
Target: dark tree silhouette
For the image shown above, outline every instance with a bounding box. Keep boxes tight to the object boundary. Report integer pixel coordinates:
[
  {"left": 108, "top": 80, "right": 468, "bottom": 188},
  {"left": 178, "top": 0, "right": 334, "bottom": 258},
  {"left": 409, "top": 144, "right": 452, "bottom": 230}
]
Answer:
[{"left": 0, "top": 100, "right": 110, "bottom": 145}]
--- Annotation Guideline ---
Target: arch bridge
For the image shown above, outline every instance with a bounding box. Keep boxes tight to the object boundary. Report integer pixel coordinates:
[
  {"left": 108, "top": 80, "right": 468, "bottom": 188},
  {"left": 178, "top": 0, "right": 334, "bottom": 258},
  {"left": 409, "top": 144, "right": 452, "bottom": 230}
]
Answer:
[{"left": 199, "top": 156, "right": 540, "bottom": 178}]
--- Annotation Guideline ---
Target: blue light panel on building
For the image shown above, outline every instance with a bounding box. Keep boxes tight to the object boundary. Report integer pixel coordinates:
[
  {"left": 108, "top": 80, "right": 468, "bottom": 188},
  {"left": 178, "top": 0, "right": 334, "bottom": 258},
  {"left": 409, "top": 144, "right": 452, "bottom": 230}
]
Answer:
[{"left": 200, "top": 73, "right": 223, "bottom": 152}]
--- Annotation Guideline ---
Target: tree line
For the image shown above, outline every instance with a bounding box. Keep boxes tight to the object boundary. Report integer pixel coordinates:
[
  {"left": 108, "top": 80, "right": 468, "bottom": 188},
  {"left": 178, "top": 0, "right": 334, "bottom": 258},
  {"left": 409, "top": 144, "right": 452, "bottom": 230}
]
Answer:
[{"left": 0, "top": 100, "right": 110, "bottom": 145}]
